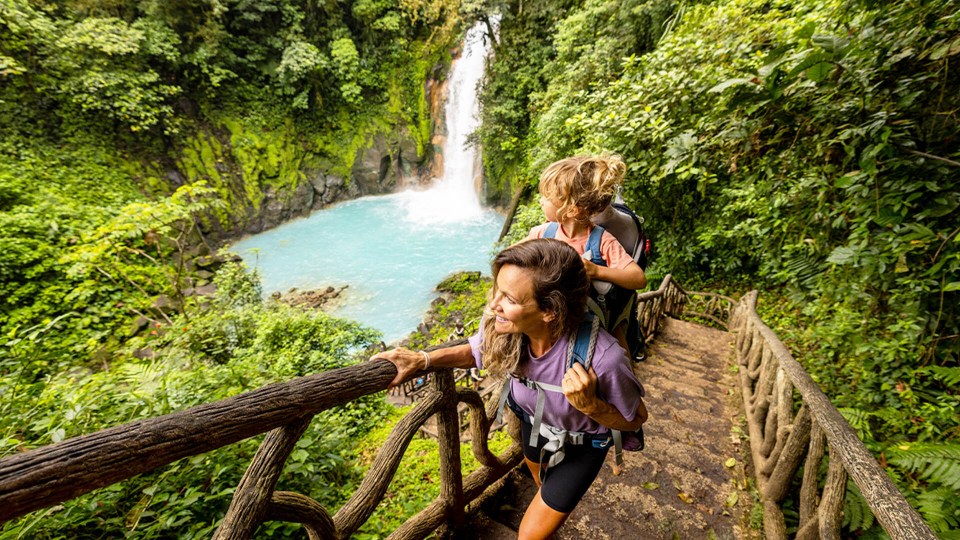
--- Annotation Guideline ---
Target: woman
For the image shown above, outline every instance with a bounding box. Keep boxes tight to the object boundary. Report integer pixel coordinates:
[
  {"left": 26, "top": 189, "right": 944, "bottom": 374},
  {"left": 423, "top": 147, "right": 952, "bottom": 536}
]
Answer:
[{"left": 374, "top": 239, "right": 647, "bottom": 539}]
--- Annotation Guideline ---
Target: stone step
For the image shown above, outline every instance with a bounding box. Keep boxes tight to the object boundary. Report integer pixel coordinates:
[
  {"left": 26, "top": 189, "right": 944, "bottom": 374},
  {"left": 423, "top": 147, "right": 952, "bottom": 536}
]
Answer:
[{"left": 459, "top": 511, "right": 518, "bottom": 540}]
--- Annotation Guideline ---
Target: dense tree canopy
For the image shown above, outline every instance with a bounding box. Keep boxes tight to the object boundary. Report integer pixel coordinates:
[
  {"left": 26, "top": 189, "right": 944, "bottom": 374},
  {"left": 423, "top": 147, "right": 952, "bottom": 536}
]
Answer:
[
  {"left": 1, "top": 0, "right": 958, "bottom": 536},
  {"left": 481, "top": 0, "right": 959, "bottom": 535}
]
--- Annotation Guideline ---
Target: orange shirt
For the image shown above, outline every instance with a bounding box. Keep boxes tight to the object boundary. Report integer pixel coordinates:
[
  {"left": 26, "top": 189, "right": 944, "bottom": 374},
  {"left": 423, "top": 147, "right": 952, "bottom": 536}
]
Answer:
[{"left": 526, "top": 223, "right": 633, "bottom": 269}]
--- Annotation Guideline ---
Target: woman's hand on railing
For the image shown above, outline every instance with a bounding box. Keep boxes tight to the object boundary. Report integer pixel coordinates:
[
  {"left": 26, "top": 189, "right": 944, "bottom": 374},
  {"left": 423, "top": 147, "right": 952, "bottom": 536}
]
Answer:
[
  {"left": 372, "top": 343, "right": 476, "bottom": 387},
  {"left": 371, "top": 347, "right": 427, "bottom": 387}
]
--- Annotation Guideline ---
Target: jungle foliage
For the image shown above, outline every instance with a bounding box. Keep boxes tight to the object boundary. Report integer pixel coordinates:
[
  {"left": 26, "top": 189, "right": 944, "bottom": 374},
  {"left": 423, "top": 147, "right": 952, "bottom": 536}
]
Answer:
[
  {"left": 0, "top": 0, "right": 462, "bottom": 366},
  {"left": 0, "top": 0, "right": 473, "bottom": 536},
  {"left": 479, "top": 0, "right": 959, "bottom": 535}
]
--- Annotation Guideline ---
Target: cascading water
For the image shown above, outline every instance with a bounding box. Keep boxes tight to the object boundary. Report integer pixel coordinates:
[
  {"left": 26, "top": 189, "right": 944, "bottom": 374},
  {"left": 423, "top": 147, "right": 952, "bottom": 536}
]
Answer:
[
  {"left": 396, "top": 22, "right": 489, "bottom": 224},
  {"left": 230, "top": 23, "right": 500, "bottom": 343}
]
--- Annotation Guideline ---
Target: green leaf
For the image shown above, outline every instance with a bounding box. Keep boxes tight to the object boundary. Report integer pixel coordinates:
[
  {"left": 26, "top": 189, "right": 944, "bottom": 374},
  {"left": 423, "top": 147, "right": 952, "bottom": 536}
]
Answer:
[
  {"left": 796, "top": 21, "right": 817, "bottom": 40},
  {"left": 874, "top": 207, "right": 902, "bottom": 226},
  {"left": 805, "top": 61, "right": 831, "bottom": 82},
  {"left": 724, "top": 490, "right": 739, "bottom": 507},
  {"left": 826, "top": 246, "right": 856, "bottom": 265},
  {"left": 708, "top": 78, "right": 757, "bottom": 94},
  {"left": 811, "top": 34, "right": 849, "bottom": 54},
  {"left": 835, "top": 170, "right": 861, "bottom": 188}
]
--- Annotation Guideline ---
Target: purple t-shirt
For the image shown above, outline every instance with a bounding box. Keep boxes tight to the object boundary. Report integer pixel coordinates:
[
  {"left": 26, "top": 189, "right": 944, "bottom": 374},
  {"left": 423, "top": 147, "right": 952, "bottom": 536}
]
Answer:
[{"left": 469, "top": 328, "right": 645, "bottom": 435}]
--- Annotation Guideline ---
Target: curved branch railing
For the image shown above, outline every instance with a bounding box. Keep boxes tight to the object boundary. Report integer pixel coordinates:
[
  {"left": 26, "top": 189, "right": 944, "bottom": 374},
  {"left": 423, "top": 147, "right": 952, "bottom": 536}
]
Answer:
[
  {"left": 0, "top": 352, "right": 522, "bottom": 539},
  {"left": 0, "top": 279, "right": 939, "bottom": 540},
  {"left": 634, "top": 274, "right": 688, "bottom": 341},
  {"left": 732, "top": 291, "right": 936, "bottom": 540},
  {"left": 682, "top": 290, "right": 736, "bottom": 330}
]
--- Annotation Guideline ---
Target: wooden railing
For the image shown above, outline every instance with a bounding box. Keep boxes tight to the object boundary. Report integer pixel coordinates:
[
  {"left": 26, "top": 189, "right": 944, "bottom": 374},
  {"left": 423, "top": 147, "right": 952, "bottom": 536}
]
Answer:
[
  {"left": 731, "top": 291, "right": 936, "bottom": 540},
  {"left": 0, "top": 352, "right": 522, "bottom": 538},
  {"left": 0, "top": 279, "right": 939, "bottom": 539},
  {"left": 634, "top": 274, "right": 688, "bottom": 341},
  {"left": 682, "top": 290, "right": 736, "bottom": 330}
]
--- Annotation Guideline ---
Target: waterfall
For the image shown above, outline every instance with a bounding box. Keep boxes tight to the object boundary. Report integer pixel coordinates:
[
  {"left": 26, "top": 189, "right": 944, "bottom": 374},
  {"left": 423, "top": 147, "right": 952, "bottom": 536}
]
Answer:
[
  {"left": 230, "top": 22, "right": 502, "bottom": 343},
  {"left": 397, "top": 22, "right": 494, "bottom": 224}
]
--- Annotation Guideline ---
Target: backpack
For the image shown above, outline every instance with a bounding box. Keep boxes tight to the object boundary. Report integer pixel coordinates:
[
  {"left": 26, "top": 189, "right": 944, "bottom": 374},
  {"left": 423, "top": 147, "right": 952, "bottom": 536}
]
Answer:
[
  {"left": 594, "top": 202, "right": 653, "bottom": 361},
  {"left": 543, "top": 205, "right": 651, "bottom": 361},
  {"left": 496, "top": 313, "right": 645, "bottom": 473},
  {"left": 597, "top": 202, "right": 652, "bottom": 271}
]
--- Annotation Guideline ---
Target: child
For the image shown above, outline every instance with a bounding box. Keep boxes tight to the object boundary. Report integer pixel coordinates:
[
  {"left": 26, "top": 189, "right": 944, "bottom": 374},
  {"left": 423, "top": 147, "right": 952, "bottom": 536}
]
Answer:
[{"left": 526, "top": 154, "right": 646, "bottom": 354}]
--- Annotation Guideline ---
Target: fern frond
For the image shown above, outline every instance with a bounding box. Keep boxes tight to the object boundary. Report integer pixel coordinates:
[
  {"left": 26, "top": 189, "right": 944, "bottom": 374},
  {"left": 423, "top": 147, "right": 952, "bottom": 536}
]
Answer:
[
  {"left": 915, "top": 487, "right": 960, "bottom": 533},
  {"left": 786, "top": 255, "right": 822, "bottom": 287},
  {"left": 843, "top": 481, "right": 875, "bottom": 532},
  {"left": 888, "top": 442, "right": 960, "bottom": 490},
  {"left": 871, "top": 407, "right": 901, "bottom": 428},
  {"left": 923, "top": 366, "right": 960, "bottom": 387},
  {"left": 838, "top": 407, "right": 873, "bottom": 441}
]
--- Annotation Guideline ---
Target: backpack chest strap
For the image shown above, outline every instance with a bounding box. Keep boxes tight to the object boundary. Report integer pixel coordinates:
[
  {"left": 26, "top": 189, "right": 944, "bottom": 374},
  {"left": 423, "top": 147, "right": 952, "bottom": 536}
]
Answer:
[{"left": 494, "top": 376, "right": 625, "bottom": 468}]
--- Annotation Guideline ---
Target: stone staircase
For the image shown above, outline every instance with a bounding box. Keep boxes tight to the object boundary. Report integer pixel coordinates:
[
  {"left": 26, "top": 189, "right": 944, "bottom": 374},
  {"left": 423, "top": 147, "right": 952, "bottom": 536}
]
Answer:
[{"left": 460, "top": 317, "right": 760, "bottom": 539}]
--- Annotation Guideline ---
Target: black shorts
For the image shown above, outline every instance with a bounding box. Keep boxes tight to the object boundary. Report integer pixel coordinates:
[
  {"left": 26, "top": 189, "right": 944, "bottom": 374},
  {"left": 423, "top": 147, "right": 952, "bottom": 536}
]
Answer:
[{"left": 517, "top": 409, "right": 609, "bottom": 513}]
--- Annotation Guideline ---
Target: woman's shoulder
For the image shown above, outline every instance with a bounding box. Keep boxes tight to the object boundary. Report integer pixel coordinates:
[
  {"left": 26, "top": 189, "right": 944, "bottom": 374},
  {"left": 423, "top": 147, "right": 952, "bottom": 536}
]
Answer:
[{"left": 589, "top": 329, "right": 630, "bottom": 371}]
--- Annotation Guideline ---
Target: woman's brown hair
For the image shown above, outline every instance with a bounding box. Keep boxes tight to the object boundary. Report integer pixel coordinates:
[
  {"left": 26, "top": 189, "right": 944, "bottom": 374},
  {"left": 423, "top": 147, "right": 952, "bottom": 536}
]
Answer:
[{"left": 480, "top": 238, "right": 590, "bottom": 377}]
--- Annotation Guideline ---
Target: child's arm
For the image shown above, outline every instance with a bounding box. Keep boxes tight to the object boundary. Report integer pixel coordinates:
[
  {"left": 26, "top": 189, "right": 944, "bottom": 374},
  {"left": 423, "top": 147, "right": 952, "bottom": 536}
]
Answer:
[{"left": 583, "top": 259, "right": 647, "bottom": 290}]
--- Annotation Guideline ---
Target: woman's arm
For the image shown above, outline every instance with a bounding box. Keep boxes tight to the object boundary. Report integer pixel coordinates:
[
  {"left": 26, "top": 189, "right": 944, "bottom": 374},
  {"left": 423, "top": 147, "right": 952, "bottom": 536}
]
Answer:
[
  {"left": 561, "top": 363, "right": 647, "bottom": 431},
  {"left": 371, "top": 343, "right": 475, "bottom": 386}
]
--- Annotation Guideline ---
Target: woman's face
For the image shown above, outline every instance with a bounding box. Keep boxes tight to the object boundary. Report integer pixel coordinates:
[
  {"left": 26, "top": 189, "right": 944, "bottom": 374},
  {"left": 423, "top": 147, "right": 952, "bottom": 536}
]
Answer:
[{"left": 490, "top": 264, "right": 553, "bottom": 336}]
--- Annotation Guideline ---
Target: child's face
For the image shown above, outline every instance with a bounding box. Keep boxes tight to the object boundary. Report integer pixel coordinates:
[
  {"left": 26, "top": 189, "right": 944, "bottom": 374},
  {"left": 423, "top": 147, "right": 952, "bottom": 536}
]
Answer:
[{"left": 539, "top": 195, "right": 560, "bottom": 222}]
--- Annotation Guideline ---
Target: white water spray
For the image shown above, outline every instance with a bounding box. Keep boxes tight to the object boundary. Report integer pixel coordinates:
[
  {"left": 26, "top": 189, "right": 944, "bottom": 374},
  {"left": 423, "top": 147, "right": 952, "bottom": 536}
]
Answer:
[{"left": 398, "top": 22, "right": 494, "bottom": 224}]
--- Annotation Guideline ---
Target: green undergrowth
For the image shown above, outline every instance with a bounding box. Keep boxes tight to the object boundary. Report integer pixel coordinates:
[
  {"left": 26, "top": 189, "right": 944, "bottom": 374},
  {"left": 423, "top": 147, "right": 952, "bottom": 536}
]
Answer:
[
  {"left": 1, "top": 263, "right": 390, "bottom": 538},
  {"left": 404, "top": 271, "right": 492, "bottom": 351},
  {"left": 352, "top": 406, "right": 514, "bottom": 539}
]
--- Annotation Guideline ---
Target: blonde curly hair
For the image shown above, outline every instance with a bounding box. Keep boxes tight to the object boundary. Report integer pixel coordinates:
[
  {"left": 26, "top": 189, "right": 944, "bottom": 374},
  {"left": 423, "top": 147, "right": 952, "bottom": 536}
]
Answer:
[{"left": 538, "top": 153, "right": 626, "bottom": 222}]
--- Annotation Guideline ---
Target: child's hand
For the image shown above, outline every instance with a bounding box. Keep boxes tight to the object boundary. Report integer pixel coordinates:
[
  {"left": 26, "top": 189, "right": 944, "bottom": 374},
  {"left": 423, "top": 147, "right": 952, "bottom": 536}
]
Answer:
[{"left": 582, "top": 258, "right": 599, "bottom": 280}]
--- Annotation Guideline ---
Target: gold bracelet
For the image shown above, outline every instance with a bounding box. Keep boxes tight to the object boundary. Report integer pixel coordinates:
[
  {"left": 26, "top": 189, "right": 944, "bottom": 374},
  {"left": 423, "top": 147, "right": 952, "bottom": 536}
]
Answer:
[{"left": 420, "top": 350, "right": 431, "bottom": 370}]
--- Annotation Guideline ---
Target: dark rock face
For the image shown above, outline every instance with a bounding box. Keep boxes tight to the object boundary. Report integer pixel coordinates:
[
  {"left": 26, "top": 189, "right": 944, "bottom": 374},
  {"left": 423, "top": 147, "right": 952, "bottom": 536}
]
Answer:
[
  {"left": 220, "top": 126, "right": 427, "bottom": 241},
  {"left": 351, "top": 129, "right": 426, "bottom": 194},
  {"left": 306, "top": 170, "right": 361, "bottom": 211}
]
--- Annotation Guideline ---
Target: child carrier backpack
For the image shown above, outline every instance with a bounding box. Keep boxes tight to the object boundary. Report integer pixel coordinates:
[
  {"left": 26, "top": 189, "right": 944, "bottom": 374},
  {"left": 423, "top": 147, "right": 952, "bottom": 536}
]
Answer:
[
  {"left": 593, "top": 202, "right": 652, "bottom": 361},
  {"left": 599, "top": 202, "right": 652, "bottom": 271},
  {"left": 496, "top": 313, "right": 645, "bottom": 474},
  {"left": 543, "top": 207, "right": 650, "bottom": 361}
]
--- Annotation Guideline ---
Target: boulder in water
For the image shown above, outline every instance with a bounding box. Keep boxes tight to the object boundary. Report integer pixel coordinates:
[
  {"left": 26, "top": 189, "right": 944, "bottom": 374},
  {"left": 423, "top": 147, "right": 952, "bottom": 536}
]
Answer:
[{"left": 273, "top": 285, "right": 348, "bottom": 311}]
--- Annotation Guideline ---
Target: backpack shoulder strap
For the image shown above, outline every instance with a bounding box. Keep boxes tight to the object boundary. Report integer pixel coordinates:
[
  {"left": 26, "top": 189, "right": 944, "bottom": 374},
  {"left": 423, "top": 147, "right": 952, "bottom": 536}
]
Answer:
[
  {"left": 585, "top": 225, "right": 606, "bottom": 266},
  {"left": 565, "top": 312, "right": 627, "bottom": 466},
  {"left": 566, "top": 312, "right": 601, "bottom": 370},
  {"left": 544, "top": 222, "right": 560, "bottom": 239}
]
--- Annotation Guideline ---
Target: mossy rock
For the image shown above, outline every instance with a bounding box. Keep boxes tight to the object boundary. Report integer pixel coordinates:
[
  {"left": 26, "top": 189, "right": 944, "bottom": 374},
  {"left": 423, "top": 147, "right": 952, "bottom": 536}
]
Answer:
[{"left": 435, "top": 271, "right": 483, "bottom": 294}]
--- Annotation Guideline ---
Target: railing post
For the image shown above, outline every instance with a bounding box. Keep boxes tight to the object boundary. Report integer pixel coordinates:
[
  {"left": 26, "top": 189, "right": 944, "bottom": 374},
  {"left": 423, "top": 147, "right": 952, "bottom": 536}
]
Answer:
[
  {"left": 434, "top": 369, "right": 465, "bottom": 534},
  {"left": 215, "top": 416, "right": 313, "bottom": 539}
]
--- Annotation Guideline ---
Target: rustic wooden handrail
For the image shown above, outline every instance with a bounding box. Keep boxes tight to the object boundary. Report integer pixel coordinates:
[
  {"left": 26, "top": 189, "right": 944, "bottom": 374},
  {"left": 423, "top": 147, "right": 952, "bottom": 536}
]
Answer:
[
  {"left": 0, "top": 279, "right": 938, "bottom": 539},
  {"left": 634, "top": 273, "right": 688, "bottom": 342},
  {"left": 731, "top": 290, "right": 936, "bottom": 540},
  {"left": 0, "top": 351, "right": 522, "bottom": 538},
  {"left": 683, "top": 290, "right": 736, "bottom": 329}
]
